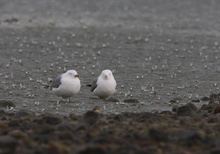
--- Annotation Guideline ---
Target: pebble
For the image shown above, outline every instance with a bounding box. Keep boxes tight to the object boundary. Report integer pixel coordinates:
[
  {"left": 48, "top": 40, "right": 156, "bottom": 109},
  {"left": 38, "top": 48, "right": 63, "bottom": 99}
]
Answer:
[
  {"left": 0, "top": 100, "right": 15, "bottom": 107},
  {"left": 0, "top": 99, "right": 218, "bottom": 153}
]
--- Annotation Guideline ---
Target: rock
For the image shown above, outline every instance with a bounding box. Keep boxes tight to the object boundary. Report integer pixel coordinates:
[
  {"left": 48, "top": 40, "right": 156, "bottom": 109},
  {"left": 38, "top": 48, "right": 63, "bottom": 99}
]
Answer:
[
  {"left": 200, "top": 96, "right": 209, "bottom": 101},
  {"left": 0, "top": 110, "right": 6, "bottom": 115},
  {"left": 211, "top": 148, "right": 220, "bottom": 154},
  {"left": 0, "top": 121, "right": 9, "bottom": 129},
  {"left": 0, "top": 135, "right": 18, "bottom": 153},
  {"left": 191, "top": 99, "right": 200, "bottom": 102},
  {"left": 74, "top": 144, "right": 106, "bottom": 154},
  {"left": 200, "top": 104, "right": 213, "bottom": 111},
  {"left": 209, "top": 93, "right": 220, "bottom": 104},
  {"left": 106, "top": 98, "right": 119, "bottom": 102},
  {"left": 176, "top": 103, "right": 197, "bottom": 117},
  {"left": 170, "top": 97, "right": 182, "bottom": 103},
  {"left": 0, "top": 100, "right": 15, "bottom": 107},
  {"left": 82, "top": 111, "right": 99, "bottom": 126},
  {"left": 9, "top": 130, "right": 28, "bottom": 139},
  {"left": 179, "top": 116, "right": 196, "bottom": 127},
  {"left": 160, "top": 111, "right": 173, "bottom": 116},
  {"left": 172, "top": 105, "right": 178, "bottom": 112},
  {"left": 4, "top": 18, "right": 19, "bottom": 24},
  {"left": 48, "top": 141, "right": 70, "bottom": 154},
  {"left": 207, "top": 115, "right": 220, "bottom": 123},
  {"left": 45, "top": 116, "right": 62, "bottom": 125},
  {"left": 186, "top": 103, "right": 198, "bottom": 111},
  {"left": 8, "top": 119, "right": 20, "bottom": 127},
  {"left": 124, "top": 99, "right": 139, "bottom": 103},
  {"left": 149, "top": 128, "right": 169, "bottom": 141},
  {"left": 112, "top": 114, "right": 123, "bottom": 121},
  {"left": 213, "top": 105, "right": 220, "bottom": 114},
  {"left": 136, "top": 112, "right": 161, "bottom": 123},
  {"left": 13, "top": 110, "right": 35, "bottom": 118},
  {"left": 175, "top": 130, "right": 206, "bottom": 145}
]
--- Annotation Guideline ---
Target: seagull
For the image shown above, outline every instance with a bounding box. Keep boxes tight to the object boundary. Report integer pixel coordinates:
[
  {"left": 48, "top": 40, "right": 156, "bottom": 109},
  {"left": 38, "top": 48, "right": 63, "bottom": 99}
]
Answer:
[
  {"left": 87, "top": 69, "right": 117, "bottom": 99},
  {"left": 50, "top": 70, "right": 81, "bottom": 102}
]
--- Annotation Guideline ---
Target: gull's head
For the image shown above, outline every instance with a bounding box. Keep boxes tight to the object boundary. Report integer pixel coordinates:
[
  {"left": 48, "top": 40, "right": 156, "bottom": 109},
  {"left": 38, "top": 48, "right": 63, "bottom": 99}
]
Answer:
[
  {"left": 65, "top": 70, "right": 80, "bottom": 78},
  {"left": 101, "top": 69, "right": 113, "bottom": 80}
]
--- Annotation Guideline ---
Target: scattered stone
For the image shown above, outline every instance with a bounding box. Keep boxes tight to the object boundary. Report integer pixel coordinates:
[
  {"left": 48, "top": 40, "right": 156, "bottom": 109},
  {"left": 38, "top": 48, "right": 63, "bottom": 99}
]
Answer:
[
  {"left": 160, "top": 111, "right": 173, "bottom": 116},
  {"left": 207, "top": 115, "right": 220, "bottom": 123},
  {"left": 0, "top": 96, "right": 217, "bottom": 153},
  {"left": 45, "top": 116, "right": 62, "bottom": 125},
  {"left": 172, "top": 105, "right": 178, "bottom": 112},
  {"left": 48, "top": 141, "right": 70, "bottom": 154},
  {"left": 106, "top": 98, "right": 119, "bottom": 102},
  {"left": 124, "top": 99, "right": 139, "bottom": 103},
  {"left": 0, "top": 121, "right": 8, "bottom": 129},
  {"left": 170, "top": 97, "right": 182, "bottom": 103},
  {"left": 0, "top": 135, "right": 18, "bottom": 152},
  {"left": 211, "top": 148, "right": 220, "bottom": 154},
  {"left": 82, "top": 110, "right": 99, "bottom": 126},
  {"left": 136, "top": 112, "right": 161, "bottom": 123},
  {"left": 191, "top": 99, "right": 200, "bottom": 102},
  {"left": 176, "top": 103, "right": 197, "bottom": 117},
  {"left": 9, "top": 130, "right": 28, "bottom": 139},
  {"left": 74, "top": 145, "right": 106, "bottom": 154},
  {"left": 213, "top": 105, "right": 220, "bottom": 114},
  {"left": 200, "top": 104, "right": 213, "bottom": 111},
  {"left": 4, "top": 18, "right": 19, "bottom": 24},
  {"left": 201, "top": 96, "right": 209, "bottom": 101},
  {"left": 0, "top": 100, "right": 15, "bottom": 107}
]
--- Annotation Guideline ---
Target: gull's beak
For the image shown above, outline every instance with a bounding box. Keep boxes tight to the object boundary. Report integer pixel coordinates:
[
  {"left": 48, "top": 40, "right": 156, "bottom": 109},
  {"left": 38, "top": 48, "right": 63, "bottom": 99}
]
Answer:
[
  {"left": 75, "top": 74, "right": 80, "bottom": 78},
  {"left": 104, "top": 75, "right": 108, "bottom": 79}
]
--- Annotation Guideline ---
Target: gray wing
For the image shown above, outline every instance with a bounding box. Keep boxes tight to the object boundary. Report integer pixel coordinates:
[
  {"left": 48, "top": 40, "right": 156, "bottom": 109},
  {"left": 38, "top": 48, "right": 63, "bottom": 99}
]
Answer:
[
  {"left": 50, "top": 75, "right": 62, "bottom": 90},
  {"left": 90, "top": 78, "right": 98, "bottom": 92}
]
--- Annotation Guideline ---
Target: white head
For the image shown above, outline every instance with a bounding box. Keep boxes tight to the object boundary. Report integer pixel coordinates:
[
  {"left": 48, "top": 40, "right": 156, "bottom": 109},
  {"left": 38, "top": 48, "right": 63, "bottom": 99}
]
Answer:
[
  {"left": 64, "top": 70, "right": 80, "bottom": 79},
  {"left": 100, "top": 69, "right": 114, "bottom": 80}
]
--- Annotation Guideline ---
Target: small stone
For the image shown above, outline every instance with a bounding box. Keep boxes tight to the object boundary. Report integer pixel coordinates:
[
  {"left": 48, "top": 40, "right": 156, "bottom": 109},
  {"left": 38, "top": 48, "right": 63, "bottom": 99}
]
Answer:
[
  {"left": 83, "top": 111, "right": 99, "bottom": 126},
  {"left": 191, "top": 99, "right": 200, "bottom": 102},
  {"left": 0, "top": 100, "right": 15, "bottom": 107},
  {"left": 201, "top": 96, "right": 209, "bottom": 101},
  {"left": 213, "top": 105, "right": 220, "bottom": 114},
  {"left": 106, "top": 98, "right": 119, "bottom": 102},
  {"left": 211, "top": 148, "right": 220, "bottom": 154},
  {"left": 0, "top": 135, "right": 18, "bottom": 152},
  {"left": 45, "top": 116, "right": 62, "bottom": 125},
  {"left": 48, "top": 141, "right": 70, "bottom": 154},
  {"left": 186, "top": 103, "right": 198, "bottom": 111},
  {"left": 160, "top": 111, "right": 173, "bottom": 116},
  {"left": 74, "top": 145, "right": 106, "bottom": 154},
  {"left": 169, "top": 97, "right": 182, "bottom": 103},
  {"left": 124, "top": 99, "right": 139, "bottom": 103},
  {"left": 200, "top": 104, "right": 213, "bottom": 110},
  {"left": 176, "top": 103, "right": 197, "bottom": 117},
  {"left": 207, "top": 115, "right": 220, "bottom": 123},
  {"left": 9, "top": 130, "right": 28, "bottom": 139},
  {"left": 136, "top": 112, "right": 161, "bottom": 123},
  {"left": 0, "top": 122, "right": 8, "bottom": 129}
]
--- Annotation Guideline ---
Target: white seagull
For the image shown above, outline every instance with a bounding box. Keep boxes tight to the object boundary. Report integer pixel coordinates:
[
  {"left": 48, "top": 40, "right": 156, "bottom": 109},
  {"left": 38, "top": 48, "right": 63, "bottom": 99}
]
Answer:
[
  {"left": 50, "top": 70, "right": 81, "bottom": 101},
  {"left": 87, "top": 69, "right": 117, "bottom": 99}
]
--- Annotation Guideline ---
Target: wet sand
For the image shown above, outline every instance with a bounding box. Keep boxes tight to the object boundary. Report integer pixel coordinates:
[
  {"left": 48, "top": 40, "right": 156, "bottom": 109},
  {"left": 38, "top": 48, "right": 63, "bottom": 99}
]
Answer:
[{"left": 1, "top": 0, "right": 220, "bottom": 115}]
